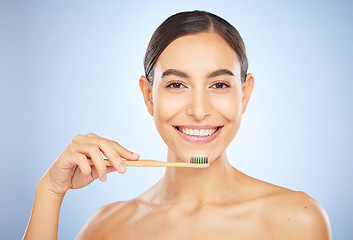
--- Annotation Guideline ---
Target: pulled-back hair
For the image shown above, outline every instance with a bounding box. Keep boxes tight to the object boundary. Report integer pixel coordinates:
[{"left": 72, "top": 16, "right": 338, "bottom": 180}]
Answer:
[{"left": 144, "top": 10, "right": 248, "bottom": 85}]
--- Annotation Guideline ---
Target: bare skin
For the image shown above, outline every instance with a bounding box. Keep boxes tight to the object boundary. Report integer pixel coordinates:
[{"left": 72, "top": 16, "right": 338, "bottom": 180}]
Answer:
[
  {"left": 23, "top": 32, "right": 331, "bottom": 239},
  {"left": 77, "top": 156, "right": 330, "bottom": 240}
]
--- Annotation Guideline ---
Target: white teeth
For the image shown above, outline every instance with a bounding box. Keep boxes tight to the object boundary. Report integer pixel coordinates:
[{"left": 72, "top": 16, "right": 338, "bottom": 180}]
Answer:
[
  {"left": 194, "top": 129, "right": 200, "bottom": 136},
  {"left": 189, "top": 129, "right": 194, "bottom": 135},
  {"left": 178, "top": 127, "right": 218, "bottom": 137}
]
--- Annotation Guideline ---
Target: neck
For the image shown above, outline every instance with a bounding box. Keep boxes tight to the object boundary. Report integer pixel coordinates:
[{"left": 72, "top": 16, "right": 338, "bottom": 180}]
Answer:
[{"left": 157, "top": 150, "right": 238, "bottom": 209}]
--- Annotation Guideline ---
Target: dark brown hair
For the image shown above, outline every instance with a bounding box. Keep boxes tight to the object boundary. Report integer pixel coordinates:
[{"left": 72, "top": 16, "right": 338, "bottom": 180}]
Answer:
[{"left": 144, "top": 10, "right": 248, "bottom": 85}]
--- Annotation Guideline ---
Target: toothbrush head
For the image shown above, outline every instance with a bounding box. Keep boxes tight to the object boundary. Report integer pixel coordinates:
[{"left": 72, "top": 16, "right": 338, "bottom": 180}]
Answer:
[{"left": 190, "top": 155, "right": 209, "bottom": 165}]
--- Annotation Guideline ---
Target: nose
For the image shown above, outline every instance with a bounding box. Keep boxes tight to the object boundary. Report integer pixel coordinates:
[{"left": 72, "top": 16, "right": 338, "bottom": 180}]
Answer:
[{"left": 186, "top": 89, "right": 211, "bottom": 120}]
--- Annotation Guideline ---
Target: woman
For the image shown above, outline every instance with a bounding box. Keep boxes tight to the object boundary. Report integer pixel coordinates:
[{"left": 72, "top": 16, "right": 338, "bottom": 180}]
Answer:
[{"left": 23, "top": 10, "right": 331, "bottom": 239}]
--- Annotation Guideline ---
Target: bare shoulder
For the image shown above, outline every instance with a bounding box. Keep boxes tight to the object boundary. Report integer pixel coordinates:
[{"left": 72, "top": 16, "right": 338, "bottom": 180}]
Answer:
[
  {"left": 238, "top": 172, "right": 331, "bottom": 239},
  {"left": 262, "top": 190, "right": 332, "bottom": 240},
  {"left": 76, "top": 200, "right": 140, "bottom": 240}
]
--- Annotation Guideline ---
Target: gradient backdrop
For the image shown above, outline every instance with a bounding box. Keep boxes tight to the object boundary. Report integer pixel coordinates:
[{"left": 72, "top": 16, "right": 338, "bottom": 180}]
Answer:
[{"left": 1, "top": 0, "right": 352, "bottom": 239}]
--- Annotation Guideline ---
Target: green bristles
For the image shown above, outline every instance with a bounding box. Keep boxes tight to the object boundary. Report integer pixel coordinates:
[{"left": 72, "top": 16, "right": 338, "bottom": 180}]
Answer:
[{"left": 190, "top": 155, "right": 208, "bottom": 164}]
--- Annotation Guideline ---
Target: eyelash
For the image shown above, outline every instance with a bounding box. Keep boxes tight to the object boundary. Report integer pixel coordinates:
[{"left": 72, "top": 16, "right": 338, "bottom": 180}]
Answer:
[
  {"left": 166, "top": 81, "right": 185, "bottom": 89},
  {"left": 211, "top": 81, "right": 231, "bottom": 89},
  {"left": 165, "top": 81, "right": 231, "bottom": 89}
]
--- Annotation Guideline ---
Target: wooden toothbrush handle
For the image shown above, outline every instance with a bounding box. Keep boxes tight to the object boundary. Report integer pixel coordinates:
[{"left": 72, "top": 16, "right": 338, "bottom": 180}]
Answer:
[{"left": 87, "top": 159, "right": 209, "bottom": 168}]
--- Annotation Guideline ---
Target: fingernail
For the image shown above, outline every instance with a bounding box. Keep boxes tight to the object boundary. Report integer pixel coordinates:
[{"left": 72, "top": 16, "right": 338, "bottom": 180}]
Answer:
[
  {"left": 132, "top": 153, "right": 139, "bottom": 159},
  {"left": 119, "top": 164, "right": 126, "bottom": 173},
  {"left": 101, "top": 174, "right": 107, "bottom": 182}
]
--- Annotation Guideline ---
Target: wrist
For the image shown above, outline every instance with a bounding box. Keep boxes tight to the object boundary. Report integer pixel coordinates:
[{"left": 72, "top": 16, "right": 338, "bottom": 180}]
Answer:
[
  {"left": 37, "top": 173, "right": 67, "bottom": 199},
  {"left": 24, "top": 173, "right": 65, "bottom": 239}
]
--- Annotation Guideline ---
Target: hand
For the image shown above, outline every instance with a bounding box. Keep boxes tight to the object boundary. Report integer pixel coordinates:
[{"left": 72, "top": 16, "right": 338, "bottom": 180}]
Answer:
[{"left": 41, "top": 133, "right": 139, "bottom": 195}]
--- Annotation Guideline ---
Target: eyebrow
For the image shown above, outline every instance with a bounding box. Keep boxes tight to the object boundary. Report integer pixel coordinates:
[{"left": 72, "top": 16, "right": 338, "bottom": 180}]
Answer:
[
  {"left": 207, "top": 69, "right": 235, "bottom": 78},
  {"left": 161, "top": 69, "right": 235, "bottom": 79}
]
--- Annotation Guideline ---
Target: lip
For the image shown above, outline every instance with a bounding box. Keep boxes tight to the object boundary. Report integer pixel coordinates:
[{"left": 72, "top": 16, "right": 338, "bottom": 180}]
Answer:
[{"left": 173, "top": 125, "right": 223, "bottom": 144}]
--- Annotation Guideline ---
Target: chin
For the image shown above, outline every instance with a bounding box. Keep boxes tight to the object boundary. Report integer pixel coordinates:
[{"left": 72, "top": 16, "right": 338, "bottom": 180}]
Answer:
[{"left": 167, "top": 143, "right": 228, "bottom": 165}]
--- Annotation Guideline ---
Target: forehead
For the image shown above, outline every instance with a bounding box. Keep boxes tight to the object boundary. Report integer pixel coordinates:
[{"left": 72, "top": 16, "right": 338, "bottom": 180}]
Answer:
[{"left": 155, "top": 32, "right": 241, "bottom": 76}]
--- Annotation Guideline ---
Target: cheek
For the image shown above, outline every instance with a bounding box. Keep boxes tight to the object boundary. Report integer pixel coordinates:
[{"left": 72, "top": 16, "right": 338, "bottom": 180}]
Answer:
[
  {"left": 214, "top": 92, "right": 242, "bottom": 124},
  {"left": 153, "top": 90, "right": 186, "bottom": 126}
]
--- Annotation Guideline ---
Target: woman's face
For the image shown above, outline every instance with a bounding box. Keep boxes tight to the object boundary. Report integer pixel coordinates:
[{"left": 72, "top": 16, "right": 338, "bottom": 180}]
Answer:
[{"left": 141, "top": 32, "right": 253, "bottom": 163}]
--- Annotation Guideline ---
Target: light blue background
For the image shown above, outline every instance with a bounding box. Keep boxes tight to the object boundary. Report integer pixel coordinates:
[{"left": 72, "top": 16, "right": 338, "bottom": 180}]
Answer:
[{"left": 1, "top": 0, "right": 352, "bottom": 239}]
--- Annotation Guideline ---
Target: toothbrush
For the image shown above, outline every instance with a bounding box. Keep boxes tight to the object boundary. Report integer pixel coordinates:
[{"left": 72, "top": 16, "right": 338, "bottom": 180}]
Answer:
[{"left": 87, "top": 155, "right": 209, "bottom": 168}]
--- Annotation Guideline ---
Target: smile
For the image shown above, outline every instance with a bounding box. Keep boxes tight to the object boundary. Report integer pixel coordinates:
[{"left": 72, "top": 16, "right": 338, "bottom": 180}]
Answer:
[
  {"left": 173, "top": 125, "right": 223, "bottom": 144},
  {"left": 177, "top": 127, "right": 219, "bottom": 137}
]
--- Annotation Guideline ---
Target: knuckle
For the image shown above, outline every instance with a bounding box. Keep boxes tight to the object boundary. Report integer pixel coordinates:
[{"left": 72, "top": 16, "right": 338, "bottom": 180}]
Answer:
[
  {"left": 77, "top": 154, "right": 87, "bottom": 163},
  {"left": 72, "top": 134, "right": 83, "bottom": 143},
  {"left": 66, "top": 142, "right": 76, "bottom": 151},
  {"left": 57, "top": 151, "right": 69, "bottom": 162},
  {"left": 87, "top": 144, "right": 99, "bottom": 153},
  {"left": 112, "top": 152, "right": 122, "bottom": 162},
  {"left": 81, "top": 167, "right": 91, "bottom": 176},
  {"left": 85, "top": 133, "right": 96, "bottom": 137},
  {"left": 110, "top": 140, "right": 121, "bottom": 148},
  {"left": 96, "top": 137, "right": 108, "bottom": 146},
  {"left": 103, "top": 138, "right": 111, "bottom": 145}
]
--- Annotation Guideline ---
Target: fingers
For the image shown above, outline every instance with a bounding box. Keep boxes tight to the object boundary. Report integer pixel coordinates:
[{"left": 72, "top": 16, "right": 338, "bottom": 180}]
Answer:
[
  {"left": 74, "top": 153, "right": 92, "bottom": 176},
  {"left": 76, "top": 135, "right": 125, "bottom": 173},
  {"left": 106, "top": 139, "right": 140, "bottom": 161},
  {"left": 70, "top": 133, "right": 139, "bottom": 177},
  {"left": 70, "top": 143, "right": 107, "bottom": 181},
  {"left": 85, "top": 133, "right": 139, "bottom": 161},
  {"left": 90, "top": 166, "right": 116, "bottom": 181},
  {"left": 85, "top": 133, "right": 139, "bottom": 160}
]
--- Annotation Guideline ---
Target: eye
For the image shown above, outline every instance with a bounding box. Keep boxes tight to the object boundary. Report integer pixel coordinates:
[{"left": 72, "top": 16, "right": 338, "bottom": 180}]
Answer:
[
  {"left": 166, "top": 81, "right": 185, "bottom": 89},
  {"left": 211, "top": 81, "right": 231, "bottom": 89}
]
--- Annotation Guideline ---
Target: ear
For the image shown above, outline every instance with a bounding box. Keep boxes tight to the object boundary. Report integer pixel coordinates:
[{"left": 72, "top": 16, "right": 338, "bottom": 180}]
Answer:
[
  {"left": 241, "top": 73, "right": 255, "bottom": 114},
  {"left": 139, "top": 75, "right": 154, "bottom": 116}
]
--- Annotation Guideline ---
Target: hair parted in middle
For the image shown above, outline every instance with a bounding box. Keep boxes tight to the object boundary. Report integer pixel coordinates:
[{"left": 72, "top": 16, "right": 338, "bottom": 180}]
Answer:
[{"left": 144, "top": 10, "right": 248, "bottom": 85}]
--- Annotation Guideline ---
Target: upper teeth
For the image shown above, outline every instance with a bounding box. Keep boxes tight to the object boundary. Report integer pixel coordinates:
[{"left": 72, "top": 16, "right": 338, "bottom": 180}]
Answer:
[{"left": 178, "top": 127, "right": 218, "bottom": 137}]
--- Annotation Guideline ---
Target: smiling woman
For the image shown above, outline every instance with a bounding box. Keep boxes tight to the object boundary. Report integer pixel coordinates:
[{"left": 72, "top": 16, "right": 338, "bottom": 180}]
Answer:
[
  {"left": 143, "top": 31, "right": 247, "bottom": 163},
  {"left": 23, "top": 10, "right": 331, "bottom": 240}
]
